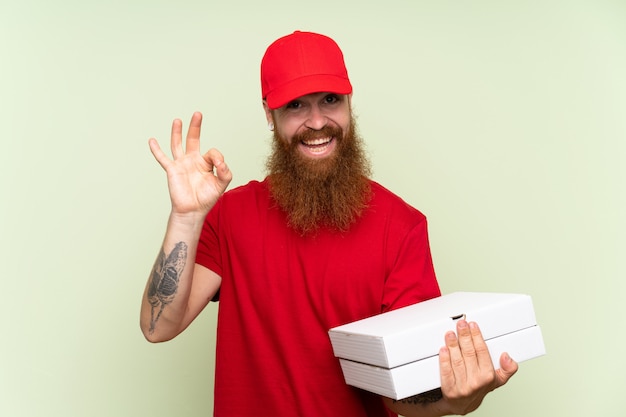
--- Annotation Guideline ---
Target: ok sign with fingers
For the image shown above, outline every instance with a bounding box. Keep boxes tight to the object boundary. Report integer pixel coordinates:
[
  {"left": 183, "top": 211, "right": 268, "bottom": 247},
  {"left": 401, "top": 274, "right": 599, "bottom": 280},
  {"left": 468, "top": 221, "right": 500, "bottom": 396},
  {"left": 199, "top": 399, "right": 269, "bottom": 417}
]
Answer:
[{"left": 149, "top": 112, "right": 232, "bottom": 216}]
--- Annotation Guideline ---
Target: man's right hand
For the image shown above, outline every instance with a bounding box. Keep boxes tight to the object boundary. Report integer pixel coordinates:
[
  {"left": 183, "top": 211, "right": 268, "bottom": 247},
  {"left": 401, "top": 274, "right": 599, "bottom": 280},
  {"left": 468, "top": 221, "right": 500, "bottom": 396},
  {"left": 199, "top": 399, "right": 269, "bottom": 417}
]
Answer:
[{"left": 148, "top": 112, "right": 232, "bottom": 217}]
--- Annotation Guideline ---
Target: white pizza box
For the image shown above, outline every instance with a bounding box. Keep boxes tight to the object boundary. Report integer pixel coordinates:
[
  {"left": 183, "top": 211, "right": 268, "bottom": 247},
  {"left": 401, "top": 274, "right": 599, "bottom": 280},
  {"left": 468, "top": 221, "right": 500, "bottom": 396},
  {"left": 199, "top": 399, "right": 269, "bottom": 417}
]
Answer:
[
  {"left": 328, "top": 292, "right": 542, "bottom": 369},
  {"left": 338, "top": 325, "right": 545, "bottom": 399}
]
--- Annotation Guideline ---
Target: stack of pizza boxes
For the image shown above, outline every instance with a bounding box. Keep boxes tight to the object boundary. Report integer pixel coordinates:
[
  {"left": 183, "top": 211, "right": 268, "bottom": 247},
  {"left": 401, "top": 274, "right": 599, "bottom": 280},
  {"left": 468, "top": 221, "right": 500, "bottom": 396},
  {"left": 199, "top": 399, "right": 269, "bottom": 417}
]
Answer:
[{"left": 328, "top": 292, "right": 546, "bottom": 400}]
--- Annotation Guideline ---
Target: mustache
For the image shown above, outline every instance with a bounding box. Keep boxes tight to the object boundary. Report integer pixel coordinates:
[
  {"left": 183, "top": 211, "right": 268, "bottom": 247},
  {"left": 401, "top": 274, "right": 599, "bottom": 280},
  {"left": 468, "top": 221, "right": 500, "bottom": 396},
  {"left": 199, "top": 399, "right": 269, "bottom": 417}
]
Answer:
[{"left": 290, "top": 124, "right": 345, "bottom": 144}]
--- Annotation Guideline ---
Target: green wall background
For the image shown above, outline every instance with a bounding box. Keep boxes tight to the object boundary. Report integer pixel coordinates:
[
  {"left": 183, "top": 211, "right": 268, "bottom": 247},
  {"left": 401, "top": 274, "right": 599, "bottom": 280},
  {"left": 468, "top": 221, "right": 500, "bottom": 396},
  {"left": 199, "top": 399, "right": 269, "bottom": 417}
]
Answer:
[{"left": 1, "top": 0, "right": 624, "bottom": 416}]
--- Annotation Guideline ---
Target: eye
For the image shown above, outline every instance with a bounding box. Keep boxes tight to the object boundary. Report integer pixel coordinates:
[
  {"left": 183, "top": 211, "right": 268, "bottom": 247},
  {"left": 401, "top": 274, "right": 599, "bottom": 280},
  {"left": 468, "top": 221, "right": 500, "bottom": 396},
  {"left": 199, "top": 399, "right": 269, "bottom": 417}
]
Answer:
[
  {"left": 323, "top": 94, "right": 340, "bottom": 104},
  {"left": 285, "top": 100, "right": 302, "bottom": 110}
]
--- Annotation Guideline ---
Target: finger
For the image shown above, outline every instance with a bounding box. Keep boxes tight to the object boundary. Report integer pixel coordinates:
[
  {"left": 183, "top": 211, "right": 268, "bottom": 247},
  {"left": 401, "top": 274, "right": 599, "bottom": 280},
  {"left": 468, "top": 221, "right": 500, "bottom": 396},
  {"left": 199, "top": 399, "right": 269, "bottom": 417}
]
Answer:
[
  {"left": 148, "top": 138, "right": 172, "bottom": 170},
  {"left": 455, "top": 320, "right": 478, "bottom": 376},
  {"left": 205, "top": 149, "right": 233, "bottom": 190},
  {"left": 468, "top": 321, "right": 495, "bottom": 372},
  {"left": 493, "top": 352, "right": 518, "bottom": 388},
  {"left": 185, "top": 112, "right": 203, "bottom": 154},
  {"left": 439, "top": 344, "right": 457, "bottom": 389},
  {"left": 444, "top": 329, "right": 467, "bottom": 384},
  {"left": 170, "top": 118, "right": 184, "bottom": 159}
]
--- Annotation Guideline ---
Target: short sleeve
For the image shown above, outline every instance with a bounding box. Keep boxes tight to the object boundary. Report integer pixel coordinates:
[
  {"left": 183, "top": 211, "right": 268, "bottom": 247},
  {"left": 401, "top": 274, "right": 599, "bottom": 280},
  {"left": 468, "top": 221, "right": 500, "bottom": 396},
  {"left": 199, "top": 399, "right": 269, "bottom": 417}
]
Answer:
[
  {"left": 381, "top": 217, "right": 441, "bottom": 312},
  {"left": 196, "top": 198, "right": 223, "bottom": 278}
]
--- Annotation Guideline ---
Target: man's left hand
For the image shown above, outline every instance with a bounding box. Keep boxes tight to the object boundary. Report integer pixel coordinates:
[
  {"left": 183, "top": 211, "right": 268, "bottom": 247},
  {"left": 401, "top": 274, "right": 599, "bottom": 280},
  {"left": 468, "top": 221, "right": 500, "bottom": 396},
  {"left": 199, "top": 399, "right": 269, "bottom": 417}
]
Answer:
[{"left": 437, "top": 319, "right": 519, "bottom": 415}]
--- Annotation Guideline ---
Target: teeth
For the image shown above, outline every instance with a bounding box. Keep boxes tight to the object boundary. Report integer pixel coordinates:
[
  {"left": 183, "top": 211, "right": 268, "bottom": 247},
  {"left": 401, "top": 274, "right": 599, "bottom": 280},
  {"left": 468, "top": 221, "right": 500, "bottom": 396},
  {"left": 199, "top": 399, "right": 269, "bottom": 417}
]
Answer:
[{"left": 303, "top": 137, "right": 332, "bottom": 146}]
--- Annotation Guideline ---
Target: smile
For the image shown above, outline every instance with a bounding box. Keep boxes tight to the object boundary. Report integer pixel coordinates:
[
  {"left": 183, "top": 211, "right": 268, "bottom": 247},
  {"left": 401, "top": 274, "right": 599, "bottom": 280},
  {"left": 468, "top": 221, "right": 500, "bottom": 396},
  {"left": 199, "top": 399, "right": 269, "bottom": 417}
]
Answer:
[{"left": 301, "top": 137, "right": 334, "bottom": 154}]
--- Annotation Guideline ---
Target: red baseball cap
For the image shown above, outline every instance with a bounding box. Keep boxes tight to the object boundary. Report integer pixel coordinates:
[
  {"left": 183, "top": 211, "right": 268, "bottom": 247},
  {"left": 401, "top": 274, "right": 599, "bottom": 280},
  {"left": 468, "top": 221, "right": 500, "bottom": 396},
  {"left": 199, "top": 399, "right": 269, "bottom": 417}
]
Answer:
[{"left": 261, "top": 31, "right": 353, "bottom": 110}]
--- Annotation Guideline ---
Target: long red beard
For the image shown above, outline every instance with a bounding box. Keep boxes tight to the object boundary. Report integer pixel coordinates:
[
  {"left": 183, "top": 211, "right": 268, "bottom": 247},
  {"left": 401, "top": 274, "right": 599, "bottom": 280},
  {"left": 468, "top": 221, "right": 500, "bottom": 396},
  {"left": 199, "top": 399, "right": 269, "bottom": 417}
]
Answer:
[{"left": 265, "top": 117, "right": 372, "bottom": 235}]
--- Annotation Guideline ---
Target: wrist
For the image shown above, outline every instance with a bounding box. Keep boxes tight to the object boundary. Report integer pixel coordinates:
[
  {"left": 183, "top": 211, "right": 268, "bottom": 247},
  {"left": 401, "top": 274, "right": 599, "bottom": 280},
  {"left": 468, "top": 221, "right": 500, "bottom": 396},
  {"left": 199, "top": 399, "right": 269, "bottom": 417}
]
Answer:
[{"left": 168, "top": 211, "right": 207, "bottom": 229}]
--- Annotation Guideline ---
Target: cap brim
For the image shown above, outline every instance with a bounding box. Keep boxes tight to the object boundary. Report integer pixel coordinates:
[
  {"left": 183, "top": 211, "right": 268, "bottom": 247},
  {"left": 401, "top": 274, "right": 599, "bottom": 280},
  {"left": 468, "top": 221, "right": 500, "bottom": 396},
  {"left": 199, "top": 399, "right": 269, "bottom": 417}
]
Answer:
[{"left": 265, "top": 74, "right": 352, "bottom": 110}]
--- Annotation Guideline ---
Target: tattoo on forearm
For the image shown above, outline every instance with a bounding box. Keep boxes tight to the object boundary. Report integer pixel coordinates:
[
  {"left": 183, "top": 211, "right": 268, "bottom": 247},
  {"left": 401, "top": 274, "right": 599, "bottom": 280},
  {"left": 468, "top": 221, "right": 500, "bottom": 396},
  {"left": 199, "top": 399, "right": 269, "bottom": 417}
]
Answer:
[
  {"left": 393, "top": 388, "right": 443, "bottom": 405},
  {"left": 147, "top": 241, "right": 188, "bottom": 334}
]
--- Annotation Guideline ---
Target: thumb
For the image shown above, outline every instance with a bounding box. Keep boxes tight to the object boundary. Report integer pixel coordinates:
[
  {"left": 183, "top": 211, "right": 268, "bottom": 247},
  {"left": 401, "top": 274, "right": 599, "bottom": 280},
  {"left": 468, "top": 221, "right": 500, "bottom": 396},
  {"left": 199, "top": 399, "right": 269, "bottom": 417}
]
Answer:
[{"left": 494, "top": 352, "right": 519, "bottom": 388}]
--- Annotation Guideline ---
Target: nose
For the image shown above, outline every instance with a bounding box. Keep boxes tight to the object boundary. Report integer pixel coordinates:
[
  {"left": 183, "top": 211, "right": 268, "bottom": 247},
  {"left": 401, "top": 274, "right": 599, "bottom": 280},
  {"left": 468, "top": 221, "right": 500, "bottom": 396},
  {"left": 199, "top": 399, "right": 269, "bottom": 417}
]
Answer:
[{"left": 304, "top": 105, "right": 327, "bottom": 130}]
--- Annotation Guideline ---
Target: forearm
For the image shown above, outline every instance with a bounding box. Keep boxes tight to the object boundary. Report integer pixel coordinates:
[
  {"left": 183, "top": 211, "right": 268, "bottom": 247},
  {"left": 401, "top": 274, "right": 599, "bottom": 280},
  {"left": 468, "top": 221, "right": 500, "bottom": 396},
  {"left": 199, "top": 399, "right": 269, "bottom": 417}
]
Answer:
[{"left": 140, "top": 211, "right": 206, "bottom": 342}]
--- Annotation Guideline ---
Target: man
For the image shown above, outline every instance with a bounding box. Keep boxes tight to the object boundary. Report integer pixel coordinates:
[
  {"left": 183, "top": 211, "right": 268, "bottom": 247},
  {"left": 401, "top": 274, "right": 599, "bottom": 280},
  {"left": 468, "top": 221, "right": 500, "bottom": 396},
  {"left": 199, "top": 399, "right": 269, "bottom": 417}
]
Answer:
[{"left": 140, "top": 31, "right": 518, "bottom": 416}]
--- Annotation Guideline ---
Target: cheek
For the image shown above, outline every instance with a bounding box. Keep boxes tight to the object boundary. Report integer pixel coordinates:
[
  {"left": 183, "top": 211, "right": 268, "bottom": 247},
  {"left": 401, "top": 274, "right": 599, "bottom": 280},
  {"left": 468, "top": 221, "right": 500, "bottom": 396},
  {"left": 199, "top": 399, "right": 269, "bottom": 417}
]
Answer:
[
  {"left": 329, "top": 110, "right": 352, "bottom": 138},
  {"left": 341, "top": 121, "right": 352, "bottom": 139},
  {"left": 274, "top": 119, "right": 301, "bottom": 144},
  {"left": 274, "top": 127, "right": 298, "bottom": 151}
]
